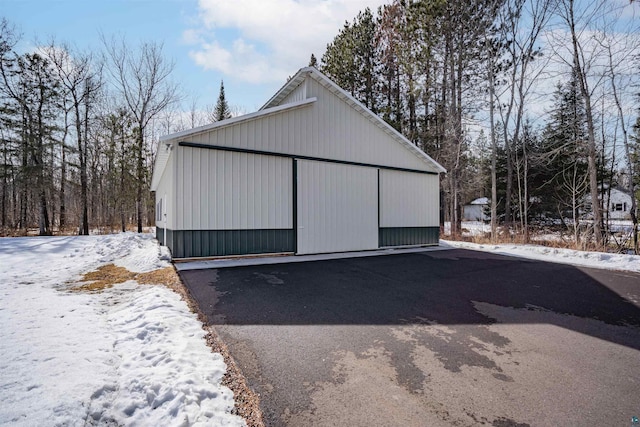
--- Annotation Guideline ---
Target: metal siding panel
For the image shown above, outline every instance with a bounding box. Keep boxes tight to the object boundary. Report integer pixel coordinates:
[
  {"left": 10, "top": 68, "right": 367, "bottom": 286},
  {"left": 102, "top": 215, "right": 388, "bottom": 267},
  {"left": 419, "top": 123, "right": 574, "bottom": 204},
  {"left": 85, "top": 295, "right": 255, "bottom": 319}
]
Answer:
[
  {"left": 154, "top": 149, "right": 175, "bottom": 230},
  {"left": 269, "top": 117, "right": 276, "bottom": 153},
  {"left": 279, "top": 81, "right": 306, "bottom": 104},
  {"left": 297, "top": 160, "right": 378, "bottom": 254},
  {"left": 209, "top": 146, "right": 215, "bottom": 229},
  {"left": 193, "top": 230, "right": 202, "bottom": 257},
  {"left": 379, "top": 227, "right": 439, "bottom": 247},
  {"left": 185, "top": 147, "right": 194, "bottom": 229},
  {"left": 240, "top": 121, "right": 248, "bottom": 149},
  {"left": 176, "top": 148, "right": 185, "bottom": 230},
  {"left": 202, "top": 146, "right": 209, "bottom": 229},
  {"left": 173, "top": 149, "right": 180, "bottom": 230},
  {"left": 266, "top": 156, "right": 273, "bottom": 228},
  {"left": 211, "top": 229, "right": 298, "bottom": 256},
  {"left": 271, "top": 156, "right": 280, "bottom": 227},
  {"left": 219, "top": 150, "right": 227, "bottom": 229},
  {"left": 169, "top": 149, "right": 176, "bottom": 230},
  {"left": 181, "top": 148, "right": 292, "bottom": 231},
  {"left": 193, "top": 147, "right": 201, "bottom": 228},
  {"left": 380, "top": 170, "right": 439, "bottom": 228},
  {"left": 240, "top": 153, "right": 249, "bottom": 230},
  {"left": 247, "top": 153, "right": 255, "bottom": 229},
  {"left": 223, "top": 151, "right": 232, "bottom": 228}
]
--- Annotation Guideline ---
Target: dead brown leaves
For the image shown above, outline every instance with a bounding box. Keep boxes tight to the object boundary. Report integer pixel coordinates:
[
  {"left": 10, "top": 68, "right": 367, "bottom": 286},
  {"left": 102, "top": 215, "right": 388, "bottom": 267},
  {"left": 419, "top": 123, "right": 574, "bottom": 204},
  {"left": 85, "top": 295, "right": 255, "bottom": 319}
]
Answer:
[{"left": 71, "top": 264, "right": 180, "bottom": 292}]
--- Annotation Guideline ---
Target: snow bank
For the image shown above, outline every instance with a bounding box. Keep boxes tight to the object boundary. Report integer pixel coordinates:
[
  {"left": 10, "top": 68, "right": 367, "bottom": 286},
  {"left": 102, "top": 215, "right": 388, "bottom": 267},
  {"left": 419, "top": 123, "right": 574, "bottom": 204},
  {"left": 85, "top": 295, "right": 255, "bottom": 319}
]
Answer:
[
  {"left": 0, "top": 232, "right": 244, "bottom": 427},
  {"left": 442, "top": 239, "right": 640, "bottom": 273}
]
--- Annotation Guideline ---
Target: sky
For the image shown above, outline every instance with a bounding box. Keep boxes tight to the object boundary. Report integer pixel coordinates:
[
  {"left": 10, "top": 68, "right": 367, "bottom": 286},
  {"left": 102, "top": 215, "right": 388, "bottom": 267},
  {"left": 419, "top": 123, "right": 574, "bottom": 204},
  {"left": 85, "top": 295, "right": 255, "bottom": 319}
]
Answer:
[{"left": 2, "top": 0, "right": 382, "bottom": 113}]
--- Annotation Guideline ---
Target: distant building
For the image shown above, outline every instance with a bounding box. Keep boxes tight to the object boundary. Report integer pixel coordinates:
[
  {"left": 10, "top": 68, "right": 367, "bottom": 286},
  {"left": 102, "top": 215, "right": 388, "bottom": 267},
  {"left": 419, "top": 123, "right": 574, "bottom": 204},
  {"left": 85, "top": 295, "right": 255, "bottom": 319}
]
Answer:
[
  {"left": 463, "top": 197, "right": 489, "bottom": 221},
  {"left": 604, "top": 188, "right": 633, "bottom": 220},
  {"left": 584, "top": 187, "right": 634, "bottom": 220}
]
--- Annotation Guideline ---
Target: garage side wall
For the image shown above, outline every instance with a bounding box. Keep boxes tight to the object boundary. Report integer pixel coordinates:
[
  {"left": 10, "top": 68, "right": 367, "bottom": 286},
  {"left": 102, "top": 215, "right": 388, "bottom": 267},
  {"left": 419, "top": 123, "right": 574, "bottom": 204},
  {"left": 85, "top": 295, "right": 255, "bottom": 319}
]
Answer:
[
  {"left": 379, "top": 170, "right": 440, "bottom": 246},
  {"left": 169, "top": 146, "right": 294, "bottom": 258},
  {"left": 154, "top": 151, "right": 174, "bottom": 246}
]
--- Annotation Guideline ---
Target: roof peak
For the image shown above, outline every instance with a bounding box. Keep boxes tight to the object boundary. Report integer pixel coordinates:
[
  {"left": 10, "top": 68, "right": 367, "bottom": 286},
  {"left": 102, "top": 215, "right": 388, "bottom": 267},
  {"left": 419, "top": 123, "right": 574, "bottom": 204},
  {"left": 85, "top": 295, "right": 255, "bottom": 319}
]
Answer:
[{"left": 261, "top": 67, "right": 445, "bottom": 174}]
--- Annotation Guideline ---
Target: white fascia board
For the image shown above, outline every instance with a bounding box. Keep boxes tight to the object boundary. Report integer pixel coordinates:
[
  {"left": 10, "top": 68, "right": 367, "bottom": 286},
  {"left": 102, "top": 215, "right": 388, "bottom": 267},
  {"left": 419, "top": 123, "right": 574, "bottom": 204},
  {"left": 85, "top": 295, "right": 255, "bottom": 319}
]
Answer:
[
  {"left": 159, "top": 97, "right": 317, "bottom": 143},
  {"left": 150, "top": 145, "right": 171, "bottom": 191}
]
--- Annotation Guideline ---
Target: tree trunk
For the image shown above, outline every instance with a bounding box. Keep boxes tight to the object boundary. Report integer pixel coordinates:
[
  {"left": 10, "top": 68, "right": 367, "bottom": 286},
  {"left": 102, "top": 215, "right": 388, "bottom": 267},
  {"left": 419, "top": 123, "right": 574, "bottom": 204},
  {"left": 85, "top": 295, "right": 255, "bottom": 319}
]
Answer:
[
  {"left": 487, "top": 34, "right": 498, "bottom": 242},
  {"left": 568, "top": 0, "right": 602, "bottom": 247},
  {"left": 59, "top": 130, "right": 66, "bottom": 231},
  {"left": 1, "top": 140, "right": 7, "bottom": 228},
  {"left": 608, "top": 45, "right": 637, "bottom": 253},
  {"left": 136, "top": 128, "right": 144, "bottom": 233}
]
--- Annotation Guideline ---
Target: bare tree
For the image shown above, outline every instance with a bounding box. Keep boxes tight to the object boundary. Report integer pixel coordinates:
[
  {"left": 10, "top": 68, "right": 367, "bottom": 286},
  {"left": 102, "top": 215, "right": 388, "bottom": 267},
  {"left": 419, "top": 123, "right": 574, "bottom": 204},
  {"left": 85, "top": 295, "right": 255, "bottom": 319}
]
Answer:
[
  {"left": 554, "top": 0, "right": 608, "bottom": 247},
  {"left": 496, "top": 0, "right": 554, "bottom": 240},
  {"left": 44, "top": 42, "right": 102, "bottom": 235},
  {"left": 601, "top": 36, "right": 639, "bottom": 253},
  {"left": 102, "top": 35, "right": 179, "bottom": 233}
]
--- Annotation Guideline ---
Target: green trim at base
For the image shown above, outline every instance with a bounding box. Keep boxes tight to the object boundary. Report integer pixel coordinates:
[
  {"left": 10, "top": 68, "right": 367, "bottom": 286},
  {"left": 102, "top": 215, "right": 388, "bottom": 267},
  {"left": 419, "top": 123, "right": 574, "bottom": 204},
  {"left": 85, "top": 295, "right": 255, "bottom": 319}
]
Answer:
[
  {"left": 162, "top": 228, "right": 295, "bottom": 258},
  {"left": 379, "top": 226, "right": 440, "bottom": 247},
  {"left": 156, "top": 227, "right": 164, "bottom": 245},
  {"left": 156, "top": 227, "right": 173, "bottom": 249}
]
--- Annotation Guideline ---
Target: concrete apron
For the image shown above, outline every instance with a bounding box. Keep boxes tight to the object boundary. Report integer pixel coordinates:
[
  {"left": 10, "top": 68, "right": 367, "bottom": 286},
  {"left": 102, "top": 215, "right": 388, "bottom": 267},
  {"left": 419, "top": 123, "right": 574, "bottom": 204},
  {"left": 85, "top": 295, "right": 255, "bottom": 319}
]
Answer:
[{"left": 175, "top": 244, "right": 452, "bottom": 271}]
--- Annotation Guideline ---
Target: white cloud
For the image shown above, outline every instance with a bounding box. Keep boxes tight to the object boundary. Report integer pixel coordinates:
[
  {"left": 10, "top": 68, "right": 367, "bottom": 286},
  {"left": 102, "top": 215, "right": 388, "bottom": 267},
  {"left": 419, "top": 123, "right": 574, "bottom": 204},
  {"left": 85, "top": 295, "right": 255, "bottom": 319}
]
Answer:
[{"left": 185, "top": 0, "right": 383, "bottom": 84}]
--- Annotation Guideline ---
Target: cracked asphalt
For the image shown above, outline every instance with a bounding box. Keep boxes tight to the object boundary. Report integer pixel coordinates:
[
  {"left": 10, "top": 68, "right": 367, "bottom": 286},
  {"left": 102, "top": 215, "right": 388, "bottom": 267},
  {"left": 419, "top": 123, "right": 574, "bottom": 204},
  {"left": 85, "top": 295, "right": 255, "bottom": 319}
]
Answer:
[{"left": 179, "top": 248, "right": 640, "bottom": 427}]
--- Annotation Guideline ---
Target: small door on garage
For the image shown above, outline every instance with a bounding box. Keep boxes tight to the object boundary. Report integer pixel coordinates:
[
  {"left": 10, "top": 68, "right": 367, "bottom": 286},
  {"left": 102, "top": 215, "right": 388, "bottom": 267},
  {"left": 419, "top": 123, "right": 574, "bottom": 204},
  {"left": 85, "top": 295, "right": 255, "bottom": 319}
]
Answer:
[{"left": 296, "top": 159, "right": 378, "bottom": 255}]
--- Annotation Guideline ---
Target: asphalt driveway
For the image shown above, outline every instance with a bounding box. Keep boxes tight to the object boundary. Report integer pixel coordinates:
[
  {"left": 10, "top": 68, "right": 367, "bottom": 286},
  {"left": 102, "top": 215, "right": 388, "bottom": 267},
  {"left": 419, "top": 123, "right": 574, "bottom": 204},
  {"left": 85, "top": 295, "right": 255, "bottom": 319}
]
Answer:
[{"left": 179, "top": 248, "right": 640, "bottom": 426}]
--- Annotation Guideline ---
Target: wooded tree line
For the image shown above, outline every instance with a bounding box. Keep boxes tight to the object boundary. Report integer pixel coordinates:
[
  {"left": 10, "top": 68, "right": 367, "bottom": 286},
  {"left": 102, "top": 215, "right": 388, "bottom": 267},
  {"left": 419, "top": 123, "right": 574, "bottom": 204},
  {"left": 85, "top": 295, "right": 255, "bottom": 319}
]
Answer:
[
  {"left": 318, "top": 0, "right": 640, "bottom": 252},
  {"left": 0, "top": 18, "right": 236, "bottom": 236}
]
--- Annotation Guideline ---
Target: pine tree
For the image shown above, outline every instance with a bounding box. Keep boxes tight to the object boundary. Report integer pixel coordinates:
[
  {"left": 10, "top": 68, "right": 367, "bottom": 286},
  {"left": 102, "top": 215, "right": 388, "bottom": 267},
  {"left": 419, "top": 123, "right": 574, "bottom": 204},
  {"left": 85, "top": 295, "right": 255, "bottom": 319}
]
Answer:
[
  {"left": 213, "top": 80, "right": 231, "bottom": 121},
  {"left": 536, "top": 76, "right": 589, "bottom": 236},
  {"left": 321, "top": 8, "right": 378, "bottom": 111},
  {"left": 308, "top": 53, "right": 317, "bottom": 68}
]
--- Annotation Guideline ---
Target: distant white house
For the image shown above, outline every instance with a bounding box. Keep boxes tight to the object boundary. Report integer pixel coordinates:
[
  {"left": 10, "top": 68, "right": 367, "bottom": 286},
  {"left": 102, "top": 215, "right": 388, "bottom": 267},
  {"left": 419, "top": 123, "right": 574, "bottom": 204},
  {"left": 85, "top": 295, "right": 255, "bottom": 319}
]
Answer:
[
  {"left": 463, "top": 197, "right": 489, "bottom": 221},
  {"left": 604, "top": 188, "right": 634, "bottom": 220},
  {"left": 584, "top": 187, "right": 634, "bottom": 220}
]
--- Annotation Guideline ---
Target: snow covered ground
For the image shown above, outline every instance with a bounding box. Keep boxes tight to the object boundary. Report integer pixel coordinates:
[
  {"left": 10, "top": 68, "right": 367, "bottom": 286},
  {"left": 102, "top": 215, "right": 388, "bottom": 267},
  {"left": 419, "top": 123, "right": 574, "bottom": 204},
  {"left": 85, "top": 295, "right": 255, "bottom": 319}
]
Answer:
[
  {"left": 442, "top": 239, "right": 640, "bottom": 273},
  {"left": 0, "top": 232, "right": 244, "bottom": 427}
]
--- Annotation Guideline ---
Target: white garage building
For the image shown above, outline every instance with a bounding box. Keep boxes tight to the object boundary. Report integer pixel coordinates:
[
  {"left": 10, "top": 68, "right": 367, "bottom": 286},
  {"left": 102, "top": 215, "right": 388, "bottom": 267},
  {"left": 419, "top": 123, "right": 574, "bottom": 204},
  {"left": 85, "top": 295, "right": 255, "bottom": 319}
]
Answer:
[{"left": 151, "top": 67, "right": 446, "bottom": 258}]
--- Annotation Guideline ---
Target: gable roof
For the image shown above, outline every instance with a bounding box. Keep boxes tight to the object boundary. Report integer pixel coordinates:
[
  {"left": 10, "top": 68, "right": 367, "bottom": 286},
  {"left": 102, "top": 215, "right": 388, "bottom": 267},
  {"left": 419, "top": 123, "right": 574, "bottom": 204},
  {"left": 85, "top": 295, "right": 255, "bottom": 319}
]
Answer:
[{"left": 262, "top": 67, "right": 446, "bottom": 174}]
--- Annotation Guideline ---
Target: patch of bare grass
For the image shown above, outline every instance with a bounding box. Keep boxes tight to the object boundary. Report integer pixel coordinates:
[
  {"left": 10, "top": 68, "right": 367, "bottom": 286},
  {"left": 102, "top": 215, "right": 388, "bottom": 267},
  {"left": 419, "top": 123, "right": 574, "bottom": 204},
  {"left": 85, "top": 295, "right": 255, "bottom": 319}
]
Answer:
[
  {"left": 137, "top": 267, "right": 182, "bottom": 287},
  {"left": 73, "top": 264, "right": 136, "bottom": 291},
  {"left": 71, "top": 264, "right": 180, "bottom": 292}
]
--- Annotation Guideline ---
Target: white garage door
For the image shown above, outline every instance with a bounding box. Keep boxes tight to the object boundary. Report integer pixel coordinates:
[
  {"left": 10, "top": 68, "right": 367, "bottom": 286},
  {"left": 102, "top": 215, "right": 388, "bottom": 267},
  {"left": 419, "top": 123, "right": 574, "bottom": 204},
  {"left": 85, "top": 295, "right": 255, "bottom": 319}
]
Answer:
[{"left": 296, "top": 160, "right": 378, "bottom": 255}]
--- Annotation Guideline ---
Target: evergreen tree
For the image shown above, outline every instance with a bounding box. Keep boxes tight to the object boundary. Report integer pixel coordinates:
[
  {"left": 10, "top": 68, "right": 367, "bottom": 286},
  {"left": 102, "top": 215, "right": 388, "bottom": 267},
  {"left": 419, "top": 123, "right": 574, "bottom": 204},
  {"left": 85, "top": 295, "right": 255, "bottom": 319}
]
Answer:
[
  {"left": 321, "top": 8, "right": 378, "bottom": 111},
  {"left": 535, "top": 75, "right": 589, "bottom": 225},
  {"left": 308, "top": 53, "right": 317, "bottom": 68},
  {"left": 213, "top": 80, "right": 231, "bottom": 121},
  {"left": 321, "top": 21, "right": 358, "bottom": 96},
  {"left": 2, "top": 53, "right": 61, "bottom": 234}
]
